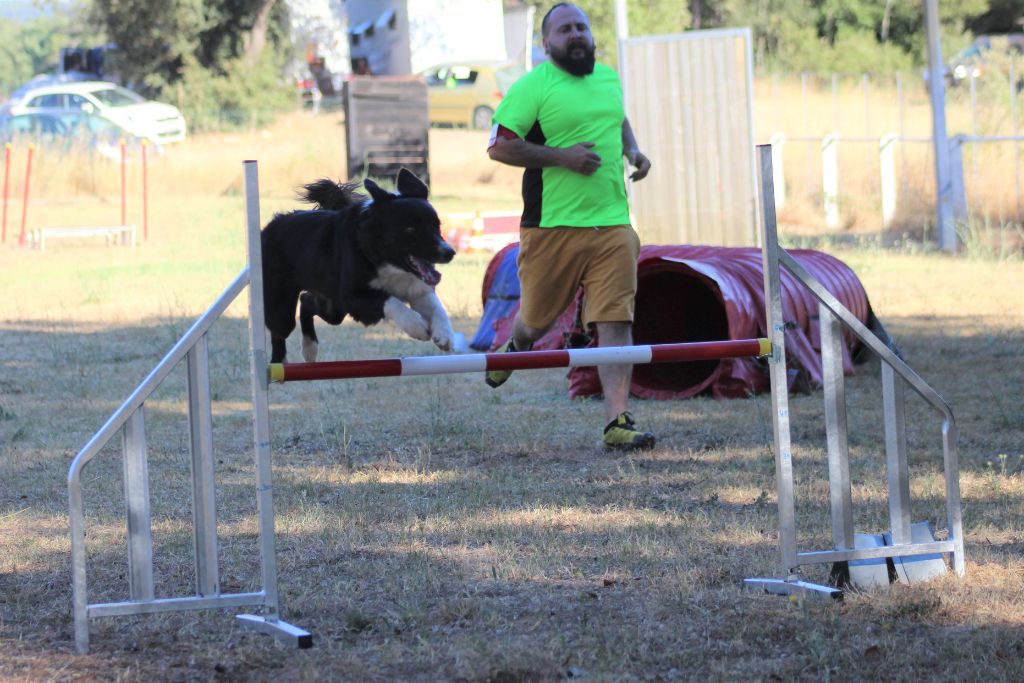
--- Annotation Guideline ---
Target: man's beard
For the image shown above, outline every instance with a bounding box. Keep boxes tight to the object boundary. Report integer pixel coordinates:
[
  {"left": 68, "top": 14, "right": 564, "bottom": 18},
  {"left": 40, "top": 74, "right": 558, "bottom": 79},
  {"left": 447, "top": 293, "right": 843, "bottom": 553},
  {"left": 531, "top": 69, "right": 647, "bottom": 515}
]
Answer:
[{"left": 549, "top": 41, "right": 596, "bottom": 76}]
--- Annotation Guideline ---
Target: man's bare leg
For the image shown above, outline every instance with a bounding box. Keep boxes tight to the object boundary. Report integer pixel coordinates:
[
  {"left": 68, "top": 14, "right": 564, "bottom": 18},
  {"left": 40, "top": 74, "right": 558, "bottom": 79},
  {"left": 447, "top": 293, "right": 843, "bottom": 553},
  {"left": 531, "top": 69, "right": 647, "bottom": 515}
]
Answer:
[
  {"left": 485, "top": 314, "right": 549, "bottom": 388},
  {"left": 512, "top": 315, "right": 548, "bottom": 351},
  {"left": 594, "top": 321, "right": 632, "bottom": 423}
]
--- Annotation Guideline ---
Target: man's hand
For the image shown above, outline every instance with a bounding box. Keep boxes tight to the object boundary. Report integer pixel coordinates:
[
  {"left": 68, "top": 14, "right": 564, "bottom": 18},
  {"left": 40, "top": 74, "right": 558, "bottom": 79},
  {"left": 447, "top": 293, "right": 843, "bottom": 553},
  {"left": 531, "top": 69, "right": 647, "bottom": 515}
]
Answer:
[
  {"left": 625, "top": 149, "right": 651, "bottom": 181},
  {"left": 561, "top": 142, "right": 602, "bottom": 176}
]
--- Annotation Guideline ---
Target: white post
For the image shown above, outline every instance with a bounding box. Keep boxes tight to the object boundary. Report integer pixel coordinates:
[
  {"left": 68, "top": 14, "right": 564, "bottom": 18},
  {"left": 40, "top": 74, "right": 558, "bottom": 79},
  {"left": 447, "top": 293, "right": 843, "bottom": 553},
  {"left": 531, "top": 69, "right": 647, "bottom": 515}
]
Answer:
[
  {"left": 614, "top": 0, "right": 629, "bottom": 44},
  {"left": 880, "top": 133, "right": 898, "bottom": 228},
  {"left": 924, "top": 0, "right": 958, "bottom": 252},
  {"left": 236, "top": 160, "right": 312, "bottom": 648},
  {"left": 769, "top": 133, "right": 786, "bottom": 210},
  {"left": 949, "top": 136, "right": 968, "bottom": 223},
  {"left": 822, "top": 133, "right": 840, "bottom": 229}
]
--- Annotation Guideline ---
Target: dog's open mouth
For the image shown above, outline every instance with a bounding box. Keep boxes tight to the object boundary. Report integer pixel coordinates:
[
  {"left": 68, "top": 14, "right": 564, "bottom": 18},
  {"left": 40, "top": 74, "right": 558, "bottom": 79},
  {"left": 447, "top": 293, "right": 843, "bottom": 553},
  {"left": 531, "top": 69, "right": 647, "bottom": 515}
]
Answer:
[{"left": 409, "top": 257, "right": 442, "bottom": 286}]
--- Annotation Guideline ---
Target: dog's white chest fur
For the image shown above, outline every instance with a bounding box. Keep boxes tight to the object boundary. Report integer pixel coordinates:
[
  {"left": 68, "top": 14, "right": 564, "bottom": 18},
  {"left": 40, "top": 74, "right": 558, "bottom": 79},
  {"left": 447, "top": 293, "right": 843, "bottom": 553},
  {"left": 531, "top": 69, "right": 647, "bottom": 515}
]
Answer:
[
  {"left": 371, "top": 264, "right": 434, "bottom": 300},
  {"left": 371, "top": 265, "right": 455, "bottom": 351}
]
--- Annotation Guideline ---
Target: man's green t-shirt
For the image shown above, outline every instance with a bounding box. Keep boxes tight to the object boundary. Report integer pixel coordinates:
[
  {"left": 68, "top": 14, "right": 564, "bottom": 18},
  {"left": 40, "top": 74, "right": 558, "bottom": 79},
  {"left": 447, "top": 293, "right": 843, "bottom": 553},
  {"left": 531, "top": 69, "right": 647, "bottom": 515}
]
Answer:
[{"left": 492, "top": 61, "right": 629, "bottom": 228}]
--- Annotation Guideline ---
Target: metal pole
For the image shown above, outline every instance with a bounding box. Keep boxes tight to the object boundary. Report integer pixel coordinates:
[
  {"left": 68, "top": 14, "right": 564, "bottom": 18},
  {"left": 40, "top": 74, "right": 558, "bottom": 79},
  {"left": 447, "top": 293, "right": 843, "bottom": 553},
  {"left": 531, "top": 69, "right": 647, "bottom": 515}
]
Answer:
[
  {"left": 822, "top": 134, "right": 840, "bottom": 229},
  {"left": 120, "top": 139, "right": 127, "bottom": 226},
  {"left": 123, "top": 408, "right": 155, "bottom": 601},
  {"left": 769, "top": 133, "right": 787, "bottom": 209},
  {"left": 820, "top": 306, "right": 854, "bottom": 550},
  {"left": 970, "top": 74, "right": 978, "bottom": 188},
  {"left": 237, "top": 160, "right": 312, "bottom": 648},
  {"left": 880, "top": 134, "right": 898, "bottom": 228},
  {"left": 187, "top": 337, "right": 220, "bottom": 597},
  {"left": 142, "top": 140, "right": 149, "bottom": 241},
  {"left": 756, "top": 144, "right": 798, "bottom": 577},
  {"left": 245, "top": 161, "right": 278, "bottom": 617},
  {"left": 924, "top": 0, "right": 958, "bottom": 252},
  {"left": 1011, "top": 61, "right": 1021, "bottom": 218},
  {"left": 614, "top": 0, "right": 629, "bottom": 81},
  {"left": 802, "top": 73, "right": 812, "bottom": 197},
  {"left": 614, "top": 0, "right": 629, "bottom": 49},
  {"left": 614, "top": 0, "right": 631, "bottom": 207},
  {"left": 270, "top": 339, "right": 771, "bottom": 383}
]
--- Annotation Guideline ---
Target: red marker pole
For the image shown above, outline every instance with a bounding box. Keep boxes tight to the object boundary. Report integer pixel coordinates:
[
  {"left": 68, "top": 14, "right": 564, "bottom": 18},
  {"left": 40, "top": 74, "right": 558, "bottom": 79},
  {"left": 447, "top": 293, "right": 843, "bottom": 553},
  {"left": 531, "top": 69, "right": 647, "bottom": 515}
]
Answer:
[
  {"left": 18, "top": 144, "right": 34, "bottom": 246},
  {"left": 120, "top": 138, "right": 127, "bottom": 227},
  {"left": 2, "top": 142, "right": 11, "bottom": 243},
  {"left": 141, "top": 139, "right": 149, "bottom": 241}
]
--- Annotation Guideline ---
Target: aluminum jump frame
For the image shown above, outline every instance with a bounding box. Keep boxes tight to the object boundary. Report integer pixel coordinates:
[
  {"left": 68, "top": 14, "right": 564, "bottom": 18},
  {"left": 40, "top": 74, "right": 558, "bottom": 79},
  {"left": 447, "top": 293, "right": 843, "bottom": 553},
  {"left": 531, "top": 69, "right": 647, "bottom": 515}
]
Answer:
[
  {"left": 68, "top": 149, "right": 965, "bottom": 653},
  {"left": 744, "top": 144, "right": 964, "bottom": 597},
  {"left": 68, "top": 162, "right": 310, "bottom": 654}
]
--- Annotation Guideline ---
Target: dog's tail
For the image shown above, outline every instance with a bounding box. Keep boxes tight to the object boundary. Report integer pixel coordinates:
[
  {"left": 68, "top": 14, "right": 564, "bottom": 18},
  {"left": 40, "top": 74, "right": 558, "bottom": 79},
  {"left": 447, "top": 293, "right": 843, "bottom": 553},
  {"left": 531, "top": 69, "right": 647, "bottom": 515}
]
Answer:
[{"left": 300, "top": 179, "right": 364, "bottom": 210}]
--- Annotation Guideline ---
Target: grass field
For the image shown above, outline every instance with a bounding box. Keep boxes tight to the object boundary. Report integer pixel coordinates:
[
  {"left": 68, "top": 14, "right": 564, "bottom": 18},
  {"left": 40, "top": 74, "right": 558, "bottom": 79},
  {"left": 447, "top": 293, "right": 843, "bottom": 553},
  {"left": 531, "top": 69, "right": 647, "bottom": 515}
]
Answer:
[{"left": 1, "top": 105, "right": 1023, "bottom": 681}]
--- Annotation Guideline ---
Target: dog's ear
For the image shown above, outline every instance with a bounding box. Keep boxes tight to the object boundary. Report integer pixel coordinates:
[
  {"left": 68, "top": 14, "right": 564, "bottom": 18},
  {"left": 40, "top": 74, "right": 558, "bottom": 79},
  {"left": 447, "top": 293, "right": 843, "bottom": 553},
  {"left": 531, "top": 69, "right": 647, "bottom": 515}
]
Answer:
[
  {"left": 363, "top": 177, "right": 393, "bottom": 204},
  {"left": 395, "top": 168, "right": 429, "bottom": 199}
]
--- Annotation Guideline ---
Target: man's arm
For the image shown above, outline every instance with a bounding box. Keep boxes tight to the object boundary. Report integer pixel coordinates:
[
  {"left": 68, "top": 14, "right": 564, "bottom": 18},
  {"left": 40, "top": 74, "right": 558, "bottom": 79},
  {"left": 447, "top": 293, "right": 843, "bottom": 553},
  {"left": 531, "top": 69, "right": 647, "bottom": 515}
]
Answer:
[
  {"left": 621, "top": 118, "right": 651, "bottom": 181},
  {"left": 488, "top": 126, "right": 603, "bottom": 176}
]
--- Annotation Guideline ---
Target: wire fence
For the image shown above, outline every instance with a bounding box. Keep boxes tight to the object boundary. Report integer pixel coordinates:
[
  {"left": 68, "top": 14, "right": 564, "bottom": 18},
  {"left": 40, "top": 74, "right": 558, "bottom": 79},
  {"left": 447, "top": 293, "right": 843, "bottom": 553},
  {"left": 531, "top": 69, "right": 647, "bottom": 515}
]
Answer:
[{"left": 756, "top": 71, "right": 1023, "bottom": 250}]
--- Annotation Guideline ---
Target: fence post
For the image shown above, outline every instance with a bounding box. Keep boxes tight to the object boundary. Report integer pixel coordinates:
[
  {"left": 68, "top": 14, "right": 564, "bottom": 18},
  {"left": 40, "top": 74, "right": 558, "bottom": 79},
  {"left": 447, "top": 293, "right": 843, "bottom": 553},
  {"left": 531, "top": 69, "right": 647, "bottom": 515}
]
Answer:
[
  {"left": 142, "top": 140, "right": 149, "bottom": 241},
  {"left": 880, "top": 134, "right": 898, "bottom": 228},
  {"left": 948, "top": 136, "right": 968, "bottom": 224},
  {"left": 822, "top": 133, "right": 840, "bottom": 229},
  {"left": 120, "top": 139, "right": 127, "bottom": 227},
  {"left": 769, "top": 133, "right": 786, "bottom": 210}
]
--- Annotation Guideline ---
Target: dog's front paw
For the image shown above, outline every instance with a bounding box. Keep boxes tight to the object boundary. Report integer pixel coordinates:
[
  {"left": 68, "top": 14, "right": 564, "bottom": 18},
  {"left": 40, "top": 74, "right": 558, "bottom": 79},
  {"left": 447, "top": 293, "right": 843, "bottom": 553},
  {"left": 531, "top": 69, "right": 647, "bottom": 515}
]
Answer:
[
  {"left": 432, "top": 330, "right": 453, "bottom": 352},
  {"left": 400, "top": 313, "right": 431, "bottom": 341},
  {"left": 431, "top": 320, "right": 455, "bottom": 352}
]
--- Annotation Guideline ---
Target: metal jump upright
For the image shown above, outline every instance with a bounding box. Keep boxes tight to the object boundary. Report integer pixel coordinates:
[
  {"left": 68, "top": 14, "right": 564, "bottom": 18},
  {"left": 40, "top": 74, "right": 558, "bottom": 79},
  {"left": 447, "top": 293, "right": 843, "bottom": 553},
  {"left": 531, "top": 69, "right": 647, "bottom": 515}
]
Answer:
[
  {"left": 744, "top": 143, "right": 964, "bottom": 597},
  {"left": 68, "top": 161, "right": 311, "bottom": 654}
]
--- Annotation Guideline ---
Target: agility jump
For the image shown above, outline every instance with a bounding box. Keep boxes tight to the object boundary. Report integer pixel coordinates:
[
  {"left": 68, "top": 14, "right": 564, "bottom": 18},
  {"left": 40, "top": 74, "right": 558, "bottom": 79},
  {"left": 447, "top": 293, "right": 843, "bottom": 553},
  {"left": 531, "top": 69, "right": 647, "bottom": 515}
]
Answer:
[{"left": 67, "top": 148, "right": 964, "bottom": 654}]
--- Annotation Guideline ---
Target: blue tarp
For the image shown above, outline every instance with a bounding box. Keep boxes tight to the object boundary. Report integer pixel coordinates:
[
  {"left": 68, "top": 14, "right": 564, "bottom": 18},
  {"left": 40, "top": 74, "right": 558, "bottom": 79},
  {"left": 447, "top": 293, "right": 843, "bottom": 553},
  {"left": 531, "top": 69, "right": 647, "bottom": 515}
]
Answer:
[{"left": 469, "top": 244, "right": 520, "bottom": 350}]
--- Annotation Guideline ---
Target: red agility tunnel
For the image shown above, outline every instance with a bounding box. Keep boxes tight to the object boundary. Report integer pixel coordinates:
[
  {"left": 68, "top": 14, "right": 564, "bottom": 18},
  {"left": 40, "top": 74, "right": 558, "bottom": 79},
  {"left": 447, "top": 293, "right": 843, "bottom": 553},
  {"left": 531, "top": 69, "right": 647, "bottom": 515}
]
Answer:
[
  {"left": 269, "top": 338, "right": 771, "bottom": 383},
  {"left": 475, "top": 244, "right": 878, "bottom": 400}
]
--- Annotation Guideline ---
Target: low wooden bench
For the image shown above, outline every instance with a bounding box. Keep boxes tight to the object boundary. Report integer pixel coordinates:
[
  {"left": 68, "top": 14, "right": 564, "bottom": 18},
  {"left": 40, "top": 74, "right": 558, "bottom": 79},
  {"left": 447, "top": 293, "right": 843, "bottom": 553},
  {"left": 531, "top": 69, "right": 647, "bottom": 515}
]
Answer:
[{"left": 29, "top": 225, "right": 137, "bottom": 251}]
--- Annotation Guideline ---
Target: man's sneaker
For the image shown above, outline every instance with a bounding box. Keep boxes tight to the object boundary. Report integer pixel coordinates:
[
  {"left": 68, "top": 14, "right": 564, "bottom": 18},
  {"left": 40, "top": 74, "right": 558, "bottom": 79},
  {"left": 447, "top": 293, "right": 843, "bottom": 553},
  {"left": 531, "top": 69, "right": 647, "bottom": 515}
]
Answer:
[
  {"left": 603, "top": 412, "right": 656, "bottom": 451},
  {"left": 485, "top": 337, "right": 518, "bottom": 388}
]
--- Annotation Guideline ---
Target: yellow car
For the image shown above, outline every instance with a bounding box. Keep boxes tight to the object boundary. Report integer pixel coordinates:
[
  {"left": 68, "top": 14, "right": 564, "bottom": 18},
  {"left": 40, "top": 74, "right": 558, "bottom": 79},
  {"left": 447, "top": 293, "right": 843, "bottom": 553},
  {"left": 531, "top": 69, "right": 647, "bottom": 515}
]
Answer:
[{"left": 421, "top": 61, "right": 526, "bottom": 129}]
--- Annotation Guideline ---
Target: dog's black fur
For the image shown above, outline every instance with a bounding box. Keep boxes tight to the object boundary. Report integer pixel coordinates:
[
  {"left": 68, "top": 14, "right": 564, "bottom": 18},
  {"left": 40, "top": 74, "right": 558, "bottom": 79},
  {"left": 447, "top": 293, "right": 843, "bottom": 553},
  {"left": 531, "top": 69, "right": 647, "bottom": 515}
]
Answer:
[{"left": 261, "top": 168, "right": 456, "bottom": 363}]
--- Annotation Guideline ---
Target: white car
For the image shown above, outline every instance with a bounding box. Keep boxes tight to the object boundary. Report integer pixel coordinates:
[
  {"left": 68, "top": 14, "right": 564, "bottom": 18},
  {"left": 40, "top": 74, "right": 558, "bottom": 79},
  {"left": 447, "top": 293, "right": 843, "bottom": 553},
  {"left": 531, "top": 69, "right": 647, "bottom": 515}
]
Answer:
[{"left": 5, "top": 80, "right": 187, "bottom": 144}]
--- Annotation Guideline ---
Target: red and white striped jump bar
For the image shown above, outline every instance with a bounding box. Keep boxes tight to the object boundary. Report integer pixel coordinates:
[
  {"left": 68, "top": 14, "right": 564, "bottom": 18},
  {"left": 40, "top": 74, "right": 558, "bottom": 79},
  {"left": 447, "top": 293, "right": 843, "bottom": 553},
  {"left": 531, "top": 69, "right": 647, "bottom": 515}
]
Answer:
[{"left": 269, "top": 338, "right": 771, "bottom": 384}]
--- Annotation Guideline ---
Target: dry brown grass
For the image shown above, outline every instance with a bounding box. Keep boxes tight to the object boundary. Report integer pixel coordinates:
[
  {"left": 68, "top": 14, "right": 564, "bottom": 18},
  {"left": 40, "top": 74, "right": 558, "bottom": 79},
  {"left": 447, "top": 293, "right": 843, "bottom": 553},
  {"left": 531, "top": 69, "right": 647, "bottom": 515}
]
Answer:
[{"left": 0, "top": 99, "right": 1023, "bottom": 681}]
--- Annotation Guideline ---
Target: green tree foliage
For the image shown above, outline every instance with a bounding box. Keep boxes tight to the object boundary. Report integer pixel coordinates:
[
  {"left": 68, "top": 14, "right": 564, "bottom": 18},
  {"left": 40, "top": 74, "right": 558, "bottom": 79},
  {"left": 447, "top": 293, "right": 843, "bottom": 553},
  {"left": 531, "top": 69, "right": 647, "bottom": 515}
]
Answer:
[
  {"left": 523, "top": 1, "right": 690, "bottom": 67},
  {"left": 88, "top": 0, "right": 293, "bottom": 129},
  {"left": 965, "top": 0, "right": 1024, "bottom": 36},
  {"left": 0, "top": 7, "right": 99, "bottom": 98},
  {"left": 517, "top": 0, "right": 1006, "bottom": 75}
]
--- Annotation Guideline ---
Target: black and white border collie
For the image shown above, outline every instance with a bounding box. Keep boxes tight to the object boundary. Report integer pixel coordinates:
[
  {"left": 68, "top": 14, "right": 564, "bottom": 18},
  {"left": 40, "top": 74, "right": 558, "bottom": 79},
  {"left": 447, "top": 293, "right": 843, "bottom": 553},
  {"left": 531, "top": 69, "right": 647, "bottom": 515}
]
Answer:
[{"left": 260, "top": 168, "right": 456, "bottom": 363}]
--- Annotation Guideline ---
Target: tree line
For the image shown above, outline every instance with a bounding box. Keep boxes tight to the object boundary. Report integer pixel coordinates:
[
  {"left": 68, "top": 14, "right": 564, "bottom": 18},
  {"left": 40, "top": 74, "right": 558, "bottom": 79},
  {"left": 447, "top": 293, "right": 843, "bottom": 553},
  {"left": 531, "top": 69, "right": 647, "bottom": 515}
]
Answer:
[{"left": 0, "top": 0, "right": 1020, "bottom": 129}]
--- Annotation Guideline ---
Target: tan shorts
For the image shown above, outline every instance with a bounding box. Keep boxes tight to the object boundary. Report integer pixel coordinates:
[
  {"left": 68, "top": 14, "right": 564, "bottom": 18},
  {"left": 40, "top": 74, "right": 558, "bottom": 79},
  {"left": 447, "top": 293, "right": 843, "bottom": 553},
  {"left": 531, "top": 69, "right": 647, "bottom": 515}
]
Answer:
[{"left": 517, "top": 225, "right": 641, "bottom": 330}]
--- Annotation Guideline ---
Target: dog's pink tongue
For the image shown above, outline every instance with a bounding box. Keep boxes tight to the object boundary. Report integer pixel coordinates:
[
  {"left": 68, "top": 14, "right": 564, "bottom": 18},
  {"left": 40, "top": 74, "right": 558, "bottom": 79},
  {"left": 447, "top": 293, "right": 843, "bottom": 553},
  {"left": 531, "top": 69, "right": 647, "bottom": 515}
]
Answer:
[{"left": 414, "top": 258, "right": 442, "bottom": 287}]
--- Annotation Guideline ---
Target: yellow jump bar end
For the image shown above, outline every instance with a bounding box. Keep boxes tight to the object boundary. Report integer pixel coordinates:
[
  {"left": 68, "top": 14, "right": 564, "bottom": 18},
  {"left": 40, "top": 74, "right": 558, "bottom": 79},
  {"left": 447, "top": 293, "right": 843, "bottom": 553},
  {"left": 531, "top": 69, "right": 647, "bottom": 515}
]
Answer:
[{"left": 268, "top": 363, "right": 285, "bottom": 383}]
